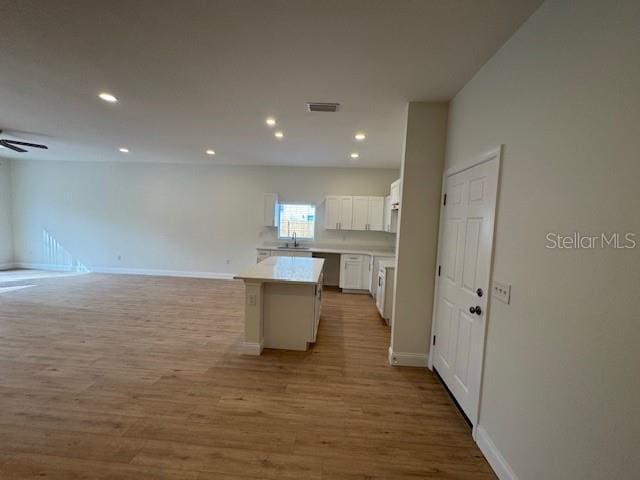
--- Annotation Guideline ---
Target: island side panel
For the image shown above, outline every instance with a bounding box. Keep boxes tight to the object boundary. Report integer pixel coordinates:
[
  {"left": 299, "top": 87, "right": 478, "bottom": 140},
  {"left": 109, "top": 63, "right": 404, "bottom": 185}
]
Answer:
[
  {"left": 242, "top": 281, "right": 264, "bottom": 355},
  {"left": 263, "top": 283, "right": 316, "bottom": 351}
]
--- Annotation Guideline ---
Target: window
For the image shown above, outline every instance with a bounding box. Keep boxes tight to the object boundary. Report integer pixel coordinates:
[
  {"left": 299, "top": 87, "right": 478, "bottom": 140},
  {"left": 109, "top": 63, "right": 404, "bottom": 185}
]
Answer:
[{"left": 278, "top": 204, "right": 316, "bottom": 240}]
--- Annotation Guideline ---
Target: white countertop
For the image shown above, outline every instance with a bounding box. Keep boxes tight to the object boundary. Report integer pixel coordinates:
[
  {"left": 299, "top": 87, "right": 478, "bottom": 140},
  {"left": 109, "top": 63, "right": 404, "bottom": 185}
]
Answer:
[
  {"left": 235, "top": 256, "right": 325, "bottom": 285},
  {"left": 258, "top": 245, "right": 395, "bottom": 257}
]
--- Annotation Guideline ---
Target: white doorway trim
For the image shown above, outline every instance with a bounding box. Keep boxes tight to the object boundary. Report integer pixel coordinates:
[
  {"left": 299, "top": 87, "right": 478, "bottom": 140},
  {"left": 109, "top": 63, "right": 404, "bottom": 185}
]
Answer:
[{"left": 428, "top": 145, "right": 502, "bottom": 434}]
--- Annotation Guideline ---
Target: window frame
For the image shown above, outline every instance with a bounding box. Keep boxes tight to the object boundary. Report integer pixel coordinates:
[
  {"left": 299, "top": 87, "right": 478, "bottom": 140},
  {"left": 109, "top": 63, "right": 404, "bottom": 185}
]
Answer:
[{"left": 276, "top": 202, "right": 316, "bottom": 241}]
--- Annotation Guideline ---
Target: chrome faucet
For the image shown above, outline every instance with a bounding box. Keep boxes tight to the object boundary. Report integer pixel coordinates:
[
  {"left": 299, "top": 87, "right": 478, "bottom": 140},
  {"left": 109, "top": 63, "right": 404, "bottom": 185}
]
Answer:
[{"left": 292, "top": 231, "right": 298, "bottom": 248}]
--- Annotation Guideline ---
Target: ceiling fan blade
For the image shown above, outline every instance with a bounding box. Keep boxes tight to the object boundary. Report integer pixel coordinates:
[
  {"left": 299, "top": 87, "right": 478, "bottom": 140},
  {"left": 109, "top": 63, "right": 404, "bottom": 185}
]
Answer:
[
  {"left": 0, "top": 140, "right": 27, "bottom": 153},
  {"left": 3, "top": 140, "right": 48, "bottom": 150}
]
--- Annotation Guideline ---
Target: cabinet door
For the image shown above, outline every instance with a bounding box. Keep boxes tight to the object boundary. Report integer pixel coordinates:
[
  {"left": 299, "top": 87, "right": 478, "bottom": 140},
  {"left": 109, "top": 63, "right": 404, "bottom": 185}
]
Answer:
[
  {"left": 376, "top": 273, "right": 385, "bottom": 315},
  {"left": 383, "top": 196, "right": 391, "bottom": 232},
  {"left": 362, "top": 255, "right": 372, "bottom": 290},
  {"left": 367, "top": 197, "right": 384, "bottom": 231},
  {"left": 338, "top": 196, "right": 353, "bottom": 230},
  {"left": 351, "top": 196, "right": 369, "bottom": 231},
  {"left": 390, "top": 179, "right": 401, "bottom": 206},
  {"left": 340, "top": 255, "right": 364, "bottom": 289},
  {"left": 325, "top": 196, "right": 340, "bottom": 229}
]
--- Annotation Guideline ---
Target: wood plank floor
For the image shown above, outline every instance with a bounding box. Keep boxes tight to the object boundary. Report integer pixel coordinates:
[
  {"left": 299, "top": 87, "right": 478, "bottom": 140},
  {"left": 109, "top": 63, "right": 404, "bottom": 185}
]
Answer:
[{"left": 0, "top": 272, "right": 496, "bottom": 479}]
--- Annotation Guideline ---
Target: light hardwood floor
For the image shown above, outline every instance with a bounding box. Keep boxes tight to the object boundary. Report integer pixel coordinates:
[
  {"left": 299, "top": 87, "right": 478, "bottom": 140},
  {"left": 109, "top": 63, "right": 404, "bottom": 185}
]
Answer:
[{"left": 0, "top": 272, "right": 496, "bottom": 479}]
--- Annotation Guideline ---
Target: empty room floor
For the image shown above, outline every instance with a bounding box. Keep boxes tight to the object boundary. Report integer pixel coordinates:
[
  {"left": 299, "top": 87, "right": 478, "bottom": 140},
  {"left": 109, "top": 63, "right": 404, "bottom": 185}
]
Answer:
[{"left": 0, "top": 273, "right": 495, "bottom": 479}]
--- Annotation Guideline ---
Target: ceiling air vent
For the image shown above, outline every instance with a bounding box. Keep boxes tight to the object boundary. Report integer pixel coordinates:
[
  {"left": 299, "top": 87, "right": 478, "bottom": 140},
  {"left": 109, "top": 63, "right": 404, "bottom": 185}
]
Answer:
[{"left": 306, "top": 102, "right": 340, "bottom": 112}]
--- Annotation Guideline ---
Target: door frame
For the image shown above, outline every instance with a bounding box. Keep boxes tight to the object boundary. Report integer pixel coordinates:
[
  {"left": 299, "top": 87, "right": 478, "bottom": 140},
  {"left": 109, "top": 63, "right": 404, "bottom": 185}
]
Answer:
[{"left": 427, "top": 145, "right": 503, "bottom": 435}]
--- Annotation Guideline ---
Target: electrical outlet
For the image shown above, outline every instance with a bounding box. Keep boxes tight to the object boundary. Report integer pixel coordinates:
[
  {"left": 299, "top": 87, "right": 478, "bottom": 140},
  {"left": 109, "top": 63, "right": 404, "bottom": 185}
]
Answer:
[
  {"left": 492, "top": 281, "right": 511, "bottom": 304},
  {"left": 247, "top": 294, "right": 257, "bottom": 306}
]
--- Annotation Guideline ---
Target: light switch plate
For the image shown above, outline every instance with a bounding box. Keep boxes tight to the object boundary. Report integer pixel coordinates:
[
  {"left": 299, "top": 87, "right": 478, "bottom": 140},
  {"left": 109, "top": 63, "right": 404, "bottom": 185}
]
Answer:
[{"left": 492, "top": 281, "right": 511, "bottom": 304}]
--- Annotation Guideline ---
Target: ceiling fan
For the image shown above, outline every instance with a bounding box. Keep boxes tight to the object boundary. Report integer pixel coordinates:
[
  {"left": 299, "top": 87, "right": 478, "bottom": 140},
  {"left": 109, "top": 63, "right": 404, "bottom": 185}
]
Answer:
[{"left": 0, "top": 129, "right": 48, "bottom": 153}]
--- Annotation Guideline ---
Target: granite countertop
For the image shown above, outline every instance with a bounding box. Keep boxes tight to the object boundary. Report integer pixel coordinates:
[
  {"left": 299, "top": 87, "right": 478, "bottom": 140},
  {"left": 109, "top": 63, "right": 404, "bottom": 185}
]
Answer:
[
  {"left": 235, "top": 256, "right": 325, "bottom": 285},
  {"left": 258, "top": 245, "right": 395, "bottom": 257}
]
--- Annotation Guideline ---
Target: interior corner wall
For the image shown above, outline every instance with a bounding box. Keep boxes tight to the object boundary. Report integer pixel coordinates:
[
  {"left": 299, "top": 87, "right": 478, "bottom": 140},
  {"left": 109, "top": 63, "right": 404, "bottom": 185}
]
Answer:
[
  {"left": 9, "top": 160, "right": 398, "bottom": 275},
  {"left": 390, "top": 102, "right": 448, "bottom": 365},
  {"left": 445, "top": 0, "right": 640, "bottom": 478},
  {"left": 0, "top": 158, "right": 14, "bottom": 268}
]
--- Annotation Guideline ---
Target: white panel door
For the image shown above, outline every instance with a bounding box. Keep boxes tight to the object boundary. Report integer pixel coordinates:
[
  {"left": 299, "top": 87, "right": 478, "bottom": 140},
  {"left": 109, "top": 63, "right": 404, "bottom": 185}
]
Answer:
[
  {"left": 432, "top": 152, "right": 499, "bottom": 425},
  {"left": 367, "top": 197, "right": 384, "bottom": 231},
  {"left": 351, "top": 196, "right": 369, "bottom": 231},
  {"left": 339, "top": 196, "right": 353, "bottom": 230}
]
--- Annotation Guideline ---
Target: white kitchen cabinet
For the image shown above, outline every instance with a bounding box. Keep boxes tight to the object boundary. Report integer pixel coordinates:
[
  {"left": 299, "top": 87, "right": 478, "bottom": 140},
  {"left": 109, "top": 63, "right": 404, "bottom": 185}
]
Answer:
[
  {"left": 369, "top": 255, "right": 394, "bottom": 296},
  {"left": 383, "top": 195, "right": 398, "bottom": 233},
  {"left": 367, "top": 196, "right": 384, "bottom": 231},
  {"left": 351, "top": 196, "right": 369, "bottom": 230},
  {"left": 339, "top": 254, "right": 371, "bottom": 291},
  {"left": 263, "top": 193, "right": 279, "bottom": 227},
  {"left": 376, "top": 261, "right": 395, "bottom": 325},
  {"left": 390, "top": 179, "right": 401, "bottom": 208},
  {"left": 351, "top": 196, "right": 384, "bottom": 231},
  {"left": 311, "top": 272, "right": 323, "bottom": 342},
  {"left": 325, "top": 196, "right": 353, "bottom": 230},
  {"left": 383, "top": 196, "right": 391, "bottom": 232}
]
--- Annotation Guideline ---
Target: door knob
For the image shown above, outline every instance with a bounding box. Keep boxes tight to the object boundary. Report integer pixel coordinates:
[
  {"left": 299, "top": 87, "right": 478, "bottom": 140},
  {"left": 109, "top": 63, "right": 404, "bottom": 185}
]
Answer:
[{"left": 469, "top": 306, "right": 476, "bottom": 314}]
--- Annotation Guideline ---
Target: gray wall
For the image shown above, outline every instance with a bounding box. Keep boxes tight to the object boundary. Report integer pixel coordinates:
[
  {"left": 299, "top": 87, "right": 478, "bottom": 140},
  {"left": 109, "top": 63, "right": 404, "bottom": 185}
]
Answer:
[
  {"left": 390, "top": 102, "right": 448, "bottom": 364},
  {"left": 0, "top": 159, "right": 13, "bottom": 267},
  {"left": 10, "top": 160, "right": 398, "bottom": 275},
  {"left": 445, "top": 0, "right": 640, "bottom": 478}
]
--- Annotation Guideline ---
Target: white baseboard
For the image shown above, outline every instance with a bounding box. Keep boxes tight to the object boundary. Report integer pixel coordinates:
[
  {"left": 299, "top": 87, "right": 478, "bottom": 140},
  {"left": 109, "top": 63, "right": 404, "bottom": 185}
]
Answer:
[
  {"left": 12, "top": 262, "right": 235, "bottom": 280},
  {"left": 241, "top": 341, "right": 264, "bottom": 355},
  {"left": 475, "top": 426, "right": 519, "bottom": 480},
  {"left": 388, "top": 346, "right": 428, "bottom": 367}
]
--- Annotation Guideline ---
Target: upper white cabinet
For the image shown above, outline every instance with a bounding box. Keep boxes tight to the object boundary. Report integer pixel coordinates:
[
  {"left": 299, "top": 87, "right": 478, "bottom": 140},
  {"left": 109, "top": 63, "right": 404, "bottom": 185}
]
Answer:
[
  {"left": 324, "top": 196, "right": 353, "bottom": 230},
  {"left": 367, "top": 196, "right": 384, "bottom": 231},
  {"left": 351, "top": 196, "right": 384, "bottom": 231},
  {"left": 390, "top": 179, "right": 401, "bottom": 208},
  {"left": 383, "top": 195, "right": 398, "bottom": 233},
  {"left": 263, "top": 193, "right": 279, "bottom": 227},
  {"left": 351, "top": 196, "right": 369, "bottom": 230}
]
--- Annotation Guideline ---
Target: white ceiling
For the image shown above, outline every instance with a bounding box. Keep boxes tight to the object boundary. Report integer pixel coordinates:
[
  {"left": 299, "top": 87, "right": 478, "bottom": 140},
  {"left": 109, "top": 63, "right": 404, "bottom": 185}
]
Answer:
[{"left": 0, "top": 0, "right": 542, "bottom": 168}]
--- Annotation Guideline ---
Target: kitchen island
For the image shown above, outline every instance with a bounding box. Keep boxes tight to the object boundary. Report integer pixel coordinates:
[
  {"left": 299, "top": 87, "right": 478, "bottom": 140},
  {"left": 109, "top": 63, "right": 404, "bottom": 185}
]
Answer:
[{"left": 234, "top": 256, "right": 324, "bottom": 355}]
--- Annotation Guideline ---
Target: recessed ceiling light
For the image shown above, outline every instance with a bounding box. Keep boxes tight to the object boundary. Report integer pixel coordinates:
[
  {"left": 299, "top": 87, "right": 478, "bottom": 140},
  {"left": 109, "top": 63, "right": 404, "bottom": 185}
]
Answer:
[
  {"left": 99, "top": 92, "right": 118, "bottom": 103},
  {"left": 266, "top": 117, "right": 276, "bottom": 127},
  {"left": 206, "top": 149, "right": 216, "bottom": 155},
  {"left": 119, "top": 148, "right": 129, "bottom": 153},
  {"left": 350, "top": 153, "right": 359, "bottom": 159},
  {"left": 355, "top": 133, "right": 366, "bottom": 141},
  {"left": 274, "top": 131, "right": 284, "bottom": 139}
]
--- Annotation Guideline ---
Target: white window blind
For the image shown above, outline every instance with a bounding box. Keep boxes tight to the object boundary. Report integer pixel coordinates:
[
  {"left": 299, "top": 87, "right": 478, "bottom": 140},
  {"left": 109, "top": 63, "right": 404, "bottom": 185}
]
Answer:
[{"left": 278, "top": 204, "right": 316, "bottom": 240}]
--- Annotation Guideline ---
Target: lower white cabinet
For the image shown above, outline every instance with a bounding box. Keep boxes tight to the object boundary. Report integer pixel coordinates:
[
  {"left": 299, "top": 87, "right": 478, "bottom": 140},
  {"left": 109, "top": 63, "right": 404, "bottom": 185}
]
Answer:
[
  {"left": 376, "top": 262, "right": 395, "bottom": 324},
  {"left": 339, "top": 254, "right": 370, "bottom": 291}
]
